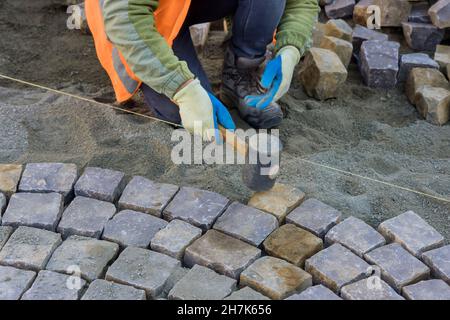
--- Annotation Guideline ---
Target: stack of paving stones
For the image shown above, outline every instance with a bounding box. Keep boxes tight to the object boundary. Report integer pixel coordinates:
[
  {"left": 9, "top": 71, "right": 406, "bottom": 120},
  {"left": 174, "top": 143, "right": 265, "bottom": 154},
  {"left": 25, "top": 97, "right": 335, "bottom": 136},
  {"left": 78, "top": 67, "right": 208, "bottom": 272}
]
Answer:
[
  {"left": 308, "top": 0, "right": 450, "bottom": 126},
  {"left": 0, "top": 163, "right": 449, "bottom": 300}
]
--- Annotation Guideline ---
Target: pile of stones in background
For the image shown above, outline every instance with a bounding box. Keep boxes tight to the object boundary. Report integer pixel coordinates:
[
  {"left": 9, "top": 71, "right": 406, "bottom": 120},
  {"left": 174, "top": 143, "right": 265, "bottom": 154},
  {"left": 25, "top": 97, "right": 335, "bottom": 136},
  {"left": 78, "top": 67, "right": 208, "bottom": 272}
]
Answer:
[
  {"left": 0, "top": 163, "right": 449, "bottom": 300},
  {"left": 304, "top": 0, "right": 450, "bottom": 126}
]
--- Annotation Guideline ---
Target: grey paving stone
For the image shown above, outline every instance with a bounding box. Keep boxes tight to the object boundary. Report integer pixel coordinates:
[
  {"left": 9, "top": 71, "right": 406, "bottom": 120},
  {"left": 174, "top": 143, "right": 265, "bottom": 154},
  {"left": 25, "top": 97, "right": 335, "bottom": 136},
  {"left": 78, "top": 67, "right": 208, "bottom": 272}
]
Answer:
[
  {"left": 161, "top": 265, "right": 190, "bottom": 297},
  {"left": 352, "top": 24, "right": 389, "bottom": 52},
  {"left": 163, "top": 187, "right": 229, "bottom": 231},
  {"left": 21, "top": 270, "right": 86, "bottom": 300},
  {"left": 0, "top": 226, "right": 61, "bottom": 271},
  {"left": 0, "top": 164, "right": 23, "bottom": 197},
  {"left": 286, "top": 198, "right": 342, "bottom": 238},
  {"left": 151, "top": 219, "right": 202, "bottom": 259},
  {"left": 402, "top": 22, "right": 444, "bottom": 52},
  {"left": 240, "top": 256, "right": 312, "bottom": 300},
  {"left": 409, "top": 2, "right": 431, "bottom": 24},
  {"left": 325, "top": 216, "right": 386, "bottom": 257},
  {"left": 0, "top": 226, "right": 13, "bottom": 251},
  {"left": 378, "top": 211, "right": 445, "bottom": 258},
  {"left": 74, "top": 167, "right": 125, "bottom": 202},
  {"left": 81, "top": 279, "right": 146, "bottom": 300},
  {"left": 57, "top": 196, "right": 116, "bottom": 239},
  {"left": 46, "top": 235, "right": 119, "bottom": 282},
  {"left": 0, "top": 192, "right": 6, "bottom": 215},
  {"left": 224, "top": 287, "right": 270, "bottom": 300},
  {"left": 325, "top": 0, "right": 355, "bottom": 19},
  {"left": 360, "top": 40, "right": 400, "bottom": 89},
  {"left": 0, "top": 266, "right": 36, "bottom": 300},
  {"left": 365, "top": 243, "right": 430, "bottom": 293},
  {"left": 102, "top": 210, "right": 168, "bottom": 248},
  {"left": 341, "top": 278, "right": 404, "bottom": 300},
  {"left": 184, "top": 230, "right": 261, "bottom": 280},
  {"left": 398, "top": 53, "right": 439, "bottom": 82},
  {"left": 285, "top": 285, "right": 342, "bottom": 300},
  {"left": 168, "top": 264, "right": 237, "bottom": 300},
  {"left": 422, "top": 245, "right": 450, "bottom": 284},
  {"left": 213, "top": 202, "right": 278, "bottom": 247},
  {"left": 2, "top": 192, "right": 63, "bottom": 231},
  {"left": 118, "top": 176, "right": 179, "bottom": 217},
  {"left": 402, "top": 279, "right": 450, "bottom": 300},
  {"left": 18, "top": 163, "right": 78, "bottom": 201},
  {"left": 305, "top": 243, "right": 370, "bottom": 294},
  {"left": 105, "top": 247, "right": 180, "bottom": 298}
]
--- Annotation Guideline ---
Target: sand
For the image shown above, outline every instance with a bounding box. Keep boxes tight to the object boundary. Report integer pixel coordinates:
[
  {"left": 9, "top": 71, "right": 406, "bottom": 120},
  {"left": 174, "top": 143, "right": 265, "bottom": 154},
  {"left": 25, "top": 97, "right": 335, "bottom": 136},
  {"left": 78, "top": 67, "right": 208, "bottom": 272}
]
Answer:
[{"left": 0, "top": 1, "right": 449, "bottom": 239}]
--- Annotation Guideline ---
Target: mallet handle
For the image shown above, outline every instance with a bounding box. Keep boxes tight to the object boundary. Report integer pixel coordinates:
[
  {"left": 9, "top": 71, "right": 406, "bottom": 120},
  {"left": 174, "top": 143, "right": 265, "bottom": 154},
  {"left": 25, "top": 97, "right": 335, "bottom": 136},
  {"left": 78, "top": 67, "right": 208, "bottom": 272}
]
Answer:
[{"left": 218, "top": 125, "right": 248, "bottom": 157}]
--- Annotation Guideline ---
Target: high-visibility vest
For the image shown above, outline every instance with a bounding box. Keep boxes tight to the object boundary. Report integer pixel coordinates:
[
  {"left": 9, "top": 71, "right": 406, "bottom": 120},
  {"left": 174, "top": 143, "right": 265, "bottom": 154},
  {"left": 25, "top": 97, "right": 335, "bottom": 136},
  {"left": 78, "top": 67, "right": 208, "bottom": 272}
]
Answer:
[{"left": 85, "top": 0, "right": 191, "bottom": 103}]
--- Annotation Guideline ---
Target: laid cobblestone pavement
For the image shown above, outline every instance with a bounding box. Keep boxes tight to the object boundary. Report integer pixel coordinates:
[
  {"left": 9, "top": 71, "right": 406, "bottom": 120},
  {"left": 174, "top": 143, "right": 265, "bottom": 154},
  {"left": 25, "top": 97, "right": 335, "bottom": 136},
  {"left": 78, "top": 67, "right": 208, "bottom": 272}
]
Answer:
[{"left": 0, "top": 163, "right": 448, "bottom": 300}]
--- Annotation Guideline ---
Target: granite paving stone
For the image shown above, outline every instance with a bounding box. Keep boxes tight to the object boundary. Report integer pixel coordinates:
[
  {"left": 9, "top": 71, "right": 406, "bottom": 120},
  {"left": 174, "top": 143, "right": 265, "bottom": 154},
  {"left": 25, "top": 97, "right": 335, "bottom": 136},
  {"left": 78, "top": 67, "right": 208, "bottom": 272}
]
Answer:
[
  {"left": 0, "top": 192, "right": 6, "bottom": 216},
  {"left": 402, "top": 279, "right": 450, "bottom": 300},
  {"left": 325, "top": 216, "right": 386, "bottom": 257},
  {"left": 0, "top": 226, "right": 13, "bottom": 251},
  {"left": 184, "top": 230, "right": 261, "bottom": 279},
  {"left": 365, "top": 243, "right": 430, "bottom": 292},
  {"left": 0, "top": 226, "right": 61, "bottom": 271},
  {"left": 46, "top": 235, "right": 119, "bottom": 281},
  {"left": 118, "top": 176, "right": 179, "bottom": 216},
  {"left": 263, "top": 224, "right": 323, "bottom": 267},
  {"left": 81, "top": 279, "right": 147, "bottom": 300},
  {"left": 18, "top": 163, "right": 78, "bottom": 201},
  {"left": 240, "top": 256, "right": 312, "bottom": 300},
  {"left": 163, "top": 187, "right": 229, "bottom": 231},
  {"left": 378, "top": 211, "right": 445, "bottom": 257},
  {"left": 352, "top": 24, "right": 388, "bottom": 53},
  {"left": 398, "top": 53, "right": 439, "bottom": 83},
  {"left": 285, "top": 285, "right": 341, "bottom": 300},
  {"left": 105, "top": 247, "right": 180, "bottom": 298},
  {"left": 0, "top": 164, "right": 22, "bottom": 197},
  {"left": 102, "top": 210, "right": 168, "bottom": 248},
  {"left": 213, "top": 202, "right": 278, "bottom": 247},
  {"left": 57, "top": 196, "right": 116, "bottom": 239},
  {"left": 286, "top": 199, "right": 342, "bottom": 238},
  {"left": 247, "top": 183, "right": 305, "bottom": 222},
  {"left": 341, "top": 278, "right": 404, "bottom": 300},
  {"left": 74, "top": 167, "right": 125, "bottom": 202},
  {"left": 305, "top": 243, "right": 370, "bottom": 293},
  {"left": 2, "top": 192, "right": 63, "bottom": 231},
  {"left": 21, "top": 270, "right": 86, "bottom": 300},
  {"left": 0, "top": 266, "right": 36, "bottom": 300},
  {"left": 422, "top": 245, "right": 450, "bottom": 284},
  {"left": 168, "top": 264, "right": 237, "bottom": 300},
  {"left": 151, "top": 219, "right": 202, "bottom": 260},
  {"left": 224, "top": 287, "right": 270, "bottom": 300}
]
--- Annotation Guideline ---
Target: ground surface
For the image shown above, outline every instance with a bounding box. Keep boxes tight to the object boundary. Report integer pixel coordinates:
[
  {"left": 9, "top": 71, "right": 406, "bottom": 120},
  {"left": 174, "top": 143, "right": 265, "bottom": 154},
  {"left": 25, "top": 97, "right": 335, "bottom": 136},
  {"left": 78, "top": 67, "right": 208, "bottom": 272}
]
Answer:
[{"left": 0, "top": 0, "right": 449, "bottom": 240}]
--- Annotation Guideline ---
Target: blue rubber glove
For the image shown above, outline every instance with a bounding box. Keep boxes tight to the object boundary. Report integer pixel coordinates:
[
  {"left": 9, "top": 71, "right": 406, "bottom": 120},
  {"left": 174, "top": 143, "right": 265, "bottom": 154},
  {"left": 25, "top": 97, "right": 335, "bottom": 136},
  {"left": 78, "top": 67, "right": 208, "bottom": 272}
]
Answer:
[
  {"left": 245, "top": 46, "right": 301, "bottom": 109},
  {"left": 208, "top": 92, "right": 236, "bottom": 144}
]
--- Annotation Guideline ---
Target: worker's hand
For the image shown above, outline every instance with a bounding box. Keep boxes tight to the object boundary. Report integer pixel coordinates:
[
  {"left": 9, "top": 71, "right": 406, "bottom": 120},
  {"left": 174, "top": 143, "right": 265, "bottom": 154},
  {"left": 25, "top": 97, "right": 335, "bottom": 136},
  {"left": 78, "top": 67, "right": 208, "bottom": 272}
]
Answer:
[
  {"left": 245, "top": 46, "right": 301, "bottom": 109},
  {"left": 173, "top": 79, "right": 235, "bottom": 142}
]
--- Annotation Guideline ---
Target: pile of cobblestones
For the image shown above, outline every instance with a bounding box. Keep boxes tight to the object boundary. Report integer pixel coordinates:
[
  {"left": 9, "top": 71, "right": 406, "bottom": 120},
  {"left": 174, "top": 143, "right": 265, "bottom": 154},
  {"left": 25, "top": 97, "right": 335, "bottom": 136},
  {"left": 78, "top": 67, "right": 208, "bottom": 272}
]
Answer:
[{"left": 0, "top": 163, "right": 449, "bottom": 300}]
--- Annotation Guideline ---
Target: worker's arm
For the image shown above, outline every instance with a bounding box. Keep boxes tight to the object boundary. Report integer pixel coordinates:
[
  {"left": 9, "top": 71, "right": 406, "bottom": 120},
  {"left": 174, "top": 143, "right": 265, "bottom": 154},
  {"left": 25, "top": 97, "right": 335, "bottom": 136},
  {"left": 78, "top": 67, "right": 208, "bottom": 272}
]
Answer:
[
  {"left": 102, "top": 0, "right": 194, "bottom": 99},
  {"left": 274, "top": 0, "right": 320, "bottom": 55}
]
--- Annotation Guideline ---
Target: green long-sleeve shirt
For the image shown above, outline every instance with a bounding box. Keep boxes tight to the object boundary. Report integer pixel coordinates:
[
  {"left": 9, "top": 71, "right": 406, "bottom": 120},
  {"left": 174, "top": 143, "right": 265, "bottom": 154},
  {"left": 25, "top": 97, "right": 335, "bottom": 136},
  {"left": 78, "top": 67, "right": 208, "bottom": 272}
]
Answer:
[{"left": 102, "top": 0, "right": 319, "bottom": 99}]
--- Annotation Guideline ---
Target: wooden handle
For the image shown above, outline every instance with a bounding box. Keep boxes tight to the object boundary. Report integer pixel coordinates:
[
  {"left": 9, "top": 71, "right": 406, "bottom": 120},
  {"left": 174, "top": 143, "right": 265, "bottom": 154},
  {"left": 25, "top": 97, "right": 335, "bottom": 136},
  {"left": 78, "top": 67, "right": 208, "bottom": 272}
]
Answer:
[{"left": 218, "top": 126, "right": 248, "bottom": 157}]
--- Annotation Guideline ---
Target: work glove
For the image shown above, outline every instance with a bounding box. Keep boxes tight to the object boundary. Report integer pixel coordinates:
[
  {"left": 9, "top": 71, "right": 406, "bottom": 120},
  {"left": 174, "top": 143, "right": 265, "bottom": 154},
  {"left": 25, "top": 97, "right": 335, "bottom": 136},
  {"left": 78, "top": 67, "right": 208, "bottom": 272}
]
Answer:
[
  {"left": 173, "top": 79, "right": 236, "bottom": 142},
  {"left": 245, "top": 46, "right": 301, "bottom": 109}
]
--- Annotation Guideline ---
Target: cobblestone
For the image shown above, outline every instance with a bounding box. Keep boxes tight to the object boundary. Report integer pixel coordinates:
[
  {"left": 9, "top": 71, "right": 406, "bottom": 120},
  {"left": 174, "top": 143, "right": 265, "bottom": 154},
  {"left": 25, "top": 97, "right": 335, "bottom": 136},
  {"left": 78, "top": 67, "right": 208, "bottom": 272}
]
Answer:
[
  {"left": 163, "top": 187, "right": 229, "bottom": 231},
  {"left": 184, "top": 230, "right": 261, "bottom": 279},
  {"left": 422, "top": 245, "right": 450, "bottom": 284},
  {"left": 285, "top": 285, "right": 341, "bottom": 300},
  {"left": 102, "top": 210, "right": 168, "bottom": 248},
  {"left": 224, "top": 287, "right": 270, "bottom": 300},
  {"left": 402, "top": 279, "right": 450, "bottom": 300},
  {"left": 118, "top": 176, "right": 179, "bottom": 217},
  {"left": 46, "top": 235, "right": 119, "bottom": 281},
  {"left": 57, "top": 196, "right": 116, "bottom": 239},
  {"left": 105, "top": 247, "right": 180, "bottom": 298},
  {"left": 81, "top": 279, "right": 146, "bottom": 300},
  {"left": 0, "top": 192, "right": 6, "bottom": 215},
  {"left": 0, "top": 226, "right": 61, "bottom": 271},
  {"left": 213, "top": 202, "right": 278, "bottom": 246},
  {"left": 18, "top": 163, "right": 78, "bottom": 202},
  {"left": 74, "top": 167, "right": 125, "bottom": 202},
  {"left": 0, "top": 164, "right": 22, "bottom": 197},
  {"left": 0, "top": 266, "right": 36, "bottom": 300},
  {"left": 2, "top": 192, "right": 63, "bottom": 231},
  {"left": 340, "top": 278, "right": 404, "bottom": 300},
  {"left": 0, "top": 226, "right": 13, "bottom": 251}
]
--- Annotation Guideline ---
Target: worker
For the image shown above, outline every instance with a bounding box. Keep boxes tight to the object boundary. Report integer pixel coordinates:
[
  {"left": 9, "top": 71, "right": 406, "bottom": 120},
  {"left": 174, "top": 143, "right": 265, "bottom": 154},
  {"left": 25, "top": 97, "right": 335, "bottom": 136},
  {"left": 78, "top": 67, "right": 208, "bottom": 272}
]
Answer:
[{"left": 86, "top": 0, "right": 319, "bottom": 141}]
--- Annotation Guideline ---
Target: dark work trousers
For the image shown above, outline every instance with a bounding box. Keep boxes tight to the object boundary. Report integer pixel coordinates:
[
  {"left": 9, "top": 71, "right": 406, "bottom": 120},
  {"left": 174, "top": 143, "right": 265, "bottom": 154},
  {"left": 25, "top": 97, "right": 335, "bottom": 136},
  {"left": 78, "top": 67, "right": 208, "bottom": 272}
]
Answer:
[{"left": 141, "top": 0, "right": 287, "bottom": 124}]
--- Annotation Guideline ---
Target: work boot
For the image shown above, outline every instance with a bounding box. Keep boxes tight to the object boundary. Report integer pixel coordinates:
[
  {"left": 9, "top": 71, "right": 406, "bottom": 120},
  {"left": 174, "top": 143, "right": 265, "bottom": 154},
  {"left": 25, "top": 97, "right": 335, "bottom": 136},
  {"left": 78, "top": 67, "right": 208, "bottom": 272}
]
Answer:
[{"left": 220, "top": 47, "right": 283, "bottom": 129}]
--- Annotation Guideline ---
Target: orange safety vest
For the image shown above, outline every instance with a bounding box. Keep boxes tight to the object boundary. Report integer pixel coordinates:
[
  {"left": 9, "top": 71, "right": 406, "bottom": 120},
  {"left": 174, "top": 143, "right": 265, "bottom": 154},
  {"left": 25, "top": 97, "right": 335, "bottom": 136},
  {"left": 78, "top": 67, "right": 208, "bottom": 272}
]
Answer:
[{"left": 85, "top": 0, "right": 191, "bottom": 103}]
